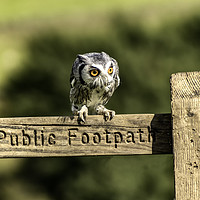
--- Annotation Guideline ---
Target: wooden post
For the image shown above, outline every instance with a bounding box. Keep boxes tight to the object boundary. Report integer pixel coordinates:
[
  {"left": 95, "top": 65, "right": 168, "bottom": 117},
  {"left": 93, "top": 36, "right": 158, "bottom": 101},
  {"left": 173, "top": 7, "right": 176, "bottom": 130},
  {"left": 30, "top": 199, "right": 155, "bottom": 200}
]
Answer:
[{"left": 171, "top": 72, "right": 200, "bottom": 200}]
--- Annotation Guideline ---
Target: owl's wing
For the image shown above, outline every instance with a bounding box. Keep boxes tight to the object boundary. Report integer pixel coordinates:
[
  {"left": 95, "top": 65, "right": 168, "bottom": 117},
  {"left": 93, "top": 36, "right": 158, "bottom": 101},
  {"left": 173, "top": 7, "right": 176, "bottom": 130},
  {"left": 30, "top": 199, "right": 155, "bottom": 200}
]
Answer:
[
  {"left": 114, "top": 74, "right": 120, "bottom": 89},
  {"left": 70, "top": 69, "right": 75, "bottom": 88},
  {"left": 112, "top": 58, "right": 120, "bottom": 89}
]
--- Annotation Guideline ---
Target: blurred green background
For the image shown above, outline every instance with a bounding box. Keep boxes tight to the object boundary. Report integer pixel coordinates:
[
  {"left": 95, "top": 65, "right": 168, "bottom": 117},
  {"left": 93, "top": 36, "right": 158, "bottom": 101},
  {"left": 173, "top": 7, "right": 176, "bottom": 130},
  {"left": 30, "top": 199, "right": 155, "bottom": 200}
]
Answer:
[{"left": 0, "top": 0, "right": 200, "bottom": 199}]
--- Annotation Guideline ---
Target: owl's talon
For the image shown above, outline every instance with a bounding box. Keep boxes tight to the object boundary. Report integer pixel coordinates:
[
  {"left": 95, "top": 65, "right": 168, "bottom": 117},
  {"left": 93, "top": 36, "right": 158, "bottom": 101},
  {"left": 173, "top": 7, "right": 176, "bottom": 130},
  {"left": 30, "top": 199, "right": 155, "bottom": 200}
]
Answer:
[
  {"left": 96, "top": 105, "right": 115, "bottom": 121},
  {"left": 103, "top": 110, "right": 115, "bottom": 121},
  {"left": 105, "top": 110, "right": 115, "bottom": 121},
  {"left": 109, "top": 110, "right": 115, "bottom": 120},
  {"left": 78, "top": 113, "right": 86, "bottom": 122},
  {"left": 78, "top": 105, "right": 88, "bottom": 123},
  {"left": 104, "top": 112, "right": 109, "bottom": 121}
]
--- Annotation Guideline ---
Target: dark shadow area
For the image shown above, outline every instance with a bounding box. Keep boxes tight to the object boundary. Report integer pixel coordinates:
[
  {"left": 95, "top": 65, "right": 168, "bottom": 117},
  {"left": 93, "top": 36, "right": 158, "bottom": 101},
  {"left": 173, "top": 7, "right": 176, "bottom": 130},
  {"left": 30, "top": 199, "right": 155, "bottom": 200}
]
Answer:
[
  {"left": 151, "top": 114, "right": 173, "bottom": 154},
  {"left": 16, "top": 157, "right": 117, "bottom": 200},
  {"left": 180, "top": 15, "right": 200, "bottom": 47}
]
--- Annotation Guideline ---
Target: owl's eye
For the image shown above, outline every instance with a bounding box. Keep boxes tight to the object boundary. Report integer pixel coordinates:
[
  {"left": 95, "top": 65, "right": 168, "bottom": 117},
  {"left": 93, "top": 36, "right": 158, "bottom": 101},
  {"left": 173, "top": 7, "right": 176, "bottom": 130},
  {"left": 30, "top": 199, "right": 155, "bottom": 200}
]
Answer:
[
  {"left": 90, "top": 69, "right": 99, "bottom": 77},
  {"left": 108, "top": 66, "right": 113, "bottom": 75}
]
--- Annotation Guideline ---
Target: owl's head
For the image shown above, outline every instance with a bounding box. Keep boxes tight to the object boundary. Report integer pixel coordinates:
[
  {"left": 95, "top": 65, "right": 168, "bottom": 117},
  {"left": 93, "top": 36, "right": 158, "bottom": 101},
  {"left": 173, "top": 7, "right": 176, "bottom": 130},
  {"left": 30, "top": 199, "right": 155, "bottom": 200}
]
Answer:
[{"left": 72, "top": 52, "right": 119, "bottom": 89}]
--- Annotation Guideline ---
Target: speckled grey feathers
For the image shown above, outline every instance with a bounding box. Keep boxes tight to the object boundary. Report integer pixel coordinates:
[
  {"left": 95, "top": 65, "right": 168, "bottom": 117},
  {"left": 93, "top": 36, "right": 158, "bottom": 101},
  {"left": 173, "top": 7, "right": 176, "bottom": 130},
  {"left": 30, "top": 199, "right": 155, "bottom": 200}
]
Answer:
[{"left": 70, "top": 52, "right": 120, "bottom": 122}]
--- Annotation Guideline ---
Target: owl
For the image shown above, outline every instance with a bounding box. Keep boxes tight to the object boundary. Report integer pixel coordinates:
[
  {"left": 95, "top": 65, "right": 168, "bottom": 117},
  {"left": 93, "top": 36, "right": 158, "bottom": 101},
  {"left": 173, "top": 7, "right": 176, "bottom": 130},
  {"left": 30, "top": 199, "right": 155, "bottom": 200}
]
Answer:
[{"left": 70, "top": 52, "right": 120, "bottom": 122}]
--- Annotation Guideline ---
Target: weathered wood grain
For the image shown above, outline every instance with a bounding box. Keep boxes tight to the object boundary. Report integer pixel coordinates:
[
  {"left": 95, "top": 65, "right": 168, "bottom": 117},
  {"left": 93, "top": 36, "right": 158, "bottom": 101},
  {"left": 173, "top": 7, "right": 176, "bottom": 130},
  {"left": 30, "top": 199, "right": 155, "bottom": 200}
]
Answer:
[
  {"left": 0, "top": 114, "right": 172, "bottom": 157},
  {"left": 171, "top": 72, "right": 200, "bottom": 200}
]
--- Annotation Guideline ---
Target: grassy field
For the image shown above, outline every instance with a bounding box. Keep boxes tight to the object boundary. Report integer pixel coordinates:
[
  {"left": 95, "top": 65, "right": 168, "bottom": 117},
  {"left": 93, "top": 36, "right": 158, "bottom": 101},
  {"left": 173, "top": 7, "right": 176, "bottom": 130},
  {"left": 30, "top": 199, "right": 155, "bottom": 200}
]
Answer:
[
  {"left": 0, "top": 1, "right": 200, "bottom": 200},
  {"left": 0, "top": 0, "right": 200, "bottom": 23}
]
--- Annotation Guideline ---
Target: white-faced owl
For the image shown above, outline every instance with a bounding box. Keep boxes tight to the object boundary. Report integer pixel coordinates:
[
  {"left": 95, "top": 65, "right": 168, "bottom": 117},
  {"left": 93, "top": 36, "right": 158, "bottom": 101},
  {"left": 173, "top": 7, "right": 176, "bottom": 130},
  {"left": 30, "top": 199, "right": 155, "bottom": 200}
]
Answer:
[{"left": 70, "top": 52, "right": 120, "bottom": 122}]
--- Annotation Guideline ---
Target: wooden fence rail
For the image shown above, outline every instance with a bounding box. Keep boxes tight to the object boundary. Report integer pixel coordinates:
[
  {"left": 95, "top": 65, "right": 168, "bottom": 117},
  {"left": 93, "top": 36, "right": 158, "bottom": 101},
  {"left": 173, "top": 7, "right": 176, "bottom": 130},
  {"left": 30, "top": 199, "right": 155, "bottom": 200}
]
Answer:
[
  {"left": 0, "top": 71, "right": 200, "bottom": 200},
  {"left": 0, "top": 114, "right": 172, "bottom": 157}
]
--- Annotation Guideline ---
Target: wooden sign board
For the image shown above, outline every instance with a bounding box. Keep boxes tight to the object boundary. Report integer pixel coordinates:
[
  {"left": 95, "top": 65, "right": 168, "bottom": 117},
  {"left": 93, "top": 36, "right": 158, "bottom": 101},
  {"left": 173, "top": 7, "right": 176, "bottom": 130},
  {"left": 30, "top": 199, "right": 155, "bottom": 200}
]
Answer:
[{"left": 0, "top": 114, "right": 172, "bottom": 157}]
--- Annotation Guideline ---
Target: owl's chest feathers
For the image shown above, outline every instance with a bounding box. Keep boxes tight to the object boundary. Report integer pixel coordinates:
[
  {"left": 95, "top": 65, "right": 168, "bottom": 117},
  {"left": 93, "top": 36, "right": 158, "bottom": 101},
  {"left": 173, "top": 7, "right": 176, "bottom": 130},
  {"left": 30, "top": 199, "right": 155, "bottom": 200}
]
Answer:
[
  {"left": 78, "top": 85, "right": 111, "bottom": 108},
  {"left": 87, "top": 88, "right": 106, "bottom": 107}
]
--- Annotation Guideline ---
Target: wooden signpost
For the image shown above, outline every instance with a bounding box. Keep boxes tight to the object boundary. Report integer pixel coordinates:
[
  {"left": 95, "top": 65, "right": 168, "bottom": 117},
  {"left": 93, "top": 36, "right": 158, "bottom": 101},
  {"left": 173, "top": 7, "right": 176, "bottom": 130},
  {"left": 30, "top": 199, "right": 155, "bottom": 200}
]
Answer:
[
  {"left": 0, "top": 71, "right": 200, "bottom": 199},
  {"left": 0, "top": 114, "right": 172, "bottom": 157},
  {"left": 171, "top": 72, "right": 200, "bottom": 200}
]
